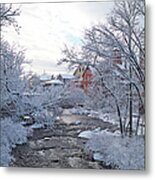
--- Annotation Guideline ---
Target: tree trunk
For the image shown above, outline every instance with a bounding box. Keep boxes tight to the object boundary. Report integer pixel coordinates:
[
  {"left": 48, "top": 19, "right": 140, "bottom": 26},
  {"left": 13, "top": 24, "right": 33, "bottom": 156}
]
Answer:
[{"left": 129, "top": 65, "right": 133, "bottom": 136}]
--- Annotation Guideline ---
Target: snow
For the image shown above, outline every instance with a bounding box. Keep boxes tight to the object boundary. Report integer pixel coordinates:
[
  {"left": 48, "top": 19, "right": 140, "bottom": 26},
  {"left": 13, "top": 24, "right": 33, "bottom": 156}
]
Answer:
[
  {"left": 75, "top": 106, "right": 144, "bottom": 170},
  {"left": 0, "top": 118, "right": 33, "bottom": 166},
  {"left": 23, "top": 115, "right": 31, "bottom": 120},
  {"left": 23, "top": 92, "right": 41, "bottom": 96},
  {"left": 71, "top": 120, "right": 81, "bottom": 125},
  {"left": 71, "top": 107, "right": 119, "bottom": 125},
  {"left": 71, "top": 105, "right": 145, "bottom": 170},
  {"left": 50, "top": 79, "right": 64, "bottom": 85},
  {"left": 78, "top": 128, "right": 120, "bottom": 139},
  {"left": 78, "top": 130, "right": 95, "bottom": 139},
  {"left": 85, "top": 133, "right": 145, "bottom": 170},
  {"left": 42, "top": 79, "right": 64, "bottom": 86},
  {"left": 116, "top": 63, "right": 126, "bottom": 70},
  {"left": 62, "top": 87, "right": 86, "bottom": 107},
  {"left": 31, "top": 123, "right": 44, "bottom": 129},
  {"left": 71, "top": 107, "right": 145, "bottom": 136},
  {"left": 88, "top": 66, "right": 98, "bottom": 76},
  {"left": 70, "top": 107, "right": 92, "bottom": 116},
  {"left": 78, "top": 122, "right": 144, "bottom": 170},
  {"left": 93, "top": 152, "right": 104, "bottom": 162},
  {"left": 33, "top": 109, "right": 54, "bottom": 128},
  {"left": 21, "top": 121, "right": 28, "bottom": 125},
  {"left": 40, "top": 74, "right": 51, "bottom": 81},
  {"left": 60, "top": 74, "right": 75, "bottom": 80}
]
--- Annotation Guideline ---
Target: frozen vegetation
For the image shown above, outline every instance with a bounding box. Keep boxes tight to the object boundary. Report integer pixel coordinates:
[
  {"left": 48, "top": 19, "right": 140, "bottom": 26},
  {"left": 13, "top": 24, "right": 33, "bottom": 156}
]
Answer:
[
  {"left": 85, "top": 132, "right": 144, "bottom": 170},
  {"left": 71, "top": 107, "right": 119, "bottom": 125},
  {"left": 59, "top": 0, "right": 145, "bottom": 138},
  {"left": 71, "top": 107, "right": 145, "bottom": 136},
  {"left": 0, "top": 1, "right": 145, "bottom": 169},
  {"left": 76, "top": 107, "right": 145, "bottom": 169},
  {"left": 0, "top": 118, "right": 33, "bottom": 166}
]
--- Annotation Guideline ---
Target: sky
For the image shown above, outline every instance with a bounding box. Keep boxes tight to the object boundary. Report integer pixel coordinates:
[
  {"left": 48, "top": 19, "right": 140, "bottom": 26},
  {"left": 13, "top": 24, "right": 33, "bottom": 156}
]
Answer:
[{"left": 3, "top": 1, "right": 114, "bottom": 76}]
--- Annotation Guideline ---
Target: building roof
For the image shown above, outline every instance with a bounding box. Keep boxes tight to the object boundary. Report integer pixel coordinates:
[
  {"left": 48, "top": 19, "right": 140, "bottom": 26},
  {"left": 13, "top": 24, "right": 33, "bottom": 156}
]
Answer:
[
  {"left": 50, "top": 79, "right": 64, "bottom": 85},
  {"left": 88, "top": 66, "right": 98, "bottom": 75},
  {"left": 73, "top": 65, "right": 86, "bottom": 78},
  {"left": 42, "top": 79, "right": 64, "bottom": 86},
  {"left": 74, "top": 65, "right": 98, "bottom": 78},
  {"left": 40, "top": 74, "right": 51, "bottom": 81},
  {"left": 82, "top": 66, "right": 98, "bottom": 76},
  {"left": 59, "top": 74, "right": 75, "bottom": 80}
]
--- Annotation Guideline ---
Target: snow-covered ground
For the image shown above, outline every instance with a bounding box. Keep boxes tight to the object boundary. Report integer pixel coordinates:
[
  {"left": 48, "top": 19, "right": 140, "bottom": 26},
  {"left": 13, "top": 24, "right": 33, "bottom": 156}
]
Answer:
[
  {"left": 75, "top": 106, "right": 145, "bottom": 170},
  {"left": 71, "top": 107, "right": 145, "bottom": 136},
  {"left": 1, "top": 106, "right": 144, "bottom": 169},
  {"left": 78, "top": 128, "right": 144, "bottom": 170},
  {"left": 0, "top": 109, "right": 56, "bottom": 167},
  {"left": 0, "top": 118, "right": 33, "bottom": 166},
  {"left": 78, "top": 128, "right": 120, "bottom": 139},
  {"left": 71, "top": 107, "right": 120, "bottom": 125}
]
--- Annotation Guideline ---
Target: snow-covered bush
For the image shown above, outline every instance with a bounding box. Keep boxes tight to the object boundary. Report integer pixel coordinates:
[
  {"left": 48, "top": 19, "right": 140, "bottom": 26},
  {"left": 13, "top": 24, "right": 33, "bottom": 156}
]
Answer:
[
  {"left": 85, "top": 134, "right": 145, "bottom": 170},
  {"left": 62, "top": 87, "right": 87, "bottom": 108},
  {"left": 0, "top": 40, "right": 30, "bottom": 118},
  {"left": 17, "top": 85, "right": 64, "bottom": 128},
  {"left": 70, "top": 107, "right": 90, "bottom": 115},
  {"left": 32, "top": 109, "right": 54, "bottom": 128},
  {"left": 14, "top": 85, "right": 64, "bottom": 127},
  {"left": 0, "top": 118, "right": 33, "bottom": 166},
  {"left": 0, "top": 5, "right": 63, "bottom": 167}
]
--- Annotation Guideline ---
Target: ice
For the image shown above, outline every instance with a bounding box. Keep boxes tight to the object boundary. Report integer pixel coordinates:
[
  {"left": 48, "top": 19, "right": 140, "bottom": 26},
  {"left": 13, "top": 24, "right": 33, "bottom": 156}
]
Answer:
[{"left": 31, "top": 123, "right": 44, "bottom": 129}]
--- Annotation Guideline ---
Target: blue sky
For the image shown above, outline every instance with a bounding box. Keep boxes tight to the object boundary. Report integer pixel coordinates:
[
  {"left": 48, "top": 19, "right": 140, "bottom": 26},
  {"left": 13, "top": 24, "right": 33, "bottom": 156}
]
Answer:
[{"left": 3, "top": 1, "right": 114, "bottom": 75}]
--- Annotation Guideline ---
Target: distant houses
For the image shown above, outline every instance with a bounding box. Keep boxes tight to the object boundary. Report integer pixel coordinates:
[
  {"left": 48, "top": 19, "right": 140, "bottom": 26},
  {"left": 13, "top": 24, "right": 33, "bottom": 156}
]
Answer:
[
  {"left": 28, "top": 73, "right": 63, "bottom": 89},
  {"left": 49, "top": 79, "right": 64, "bottom": 86},
  {"left": 28, "top": 66, "right": 97, "bottom": 93},
  {"left": 28, "top": 72, "right": 74, "bottom": 89},
  {"left": 28, "top": 48, "right": 144, "bottom": 94},
  {"left": 40, "top": 73, "right": 52, "bottom": 87},
  {"left": 57, "top": 74, "right": 76, "bottom": 84},
  {"left": 41, "top": 79, "right": 64, "bottom": 88}
]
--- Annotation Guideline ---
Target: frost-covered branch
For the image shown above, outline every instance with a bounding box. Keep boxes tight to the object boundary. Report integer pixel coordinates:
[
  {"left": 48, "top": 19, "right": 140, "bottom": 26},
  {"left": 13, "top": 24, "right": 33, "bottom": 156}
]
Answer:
[{"left": 0, "top": 4, "right": 21, "bottom": 32}]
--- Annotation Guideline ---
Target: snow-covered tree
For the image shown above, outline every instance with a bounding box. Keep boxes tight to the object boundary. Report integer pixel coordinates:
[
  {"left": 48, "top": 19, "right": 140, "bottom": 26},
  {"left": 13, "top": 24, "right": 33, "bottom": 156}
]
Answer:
[
  {"left": 83, "top": 0, "right": 145, "bottom": 135},
  {"left": 0, "top": 4, "right": 20, "bottom": 32},
  {"left": 0, "top": 40, "right": 29, "bottom": 117},
  {"left": 61, "top": 86, "right": 87, "bottom": 108},
  {"left": 0, "top": 4, "right": 28, "bottom": 118},
  {"left": 59, "top": 0, "right": 145, "bottom": 136},
  {"left": 0, "top": 5, "right": 65, "bottom": 166}
]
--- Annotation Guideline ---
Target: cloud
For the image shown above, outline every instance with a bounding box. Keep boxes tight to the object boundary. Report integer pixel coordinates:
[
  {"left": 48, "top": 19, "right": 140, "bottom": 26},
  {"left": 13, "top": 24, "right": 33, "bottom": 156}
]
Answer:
[{"left": 3, "top": 1, "right": 114, "bottom": 75}]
